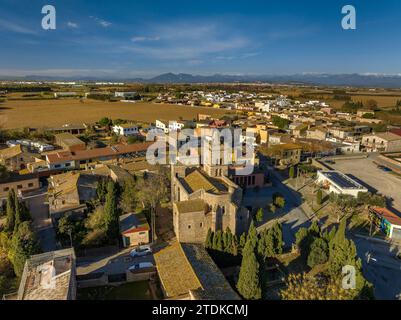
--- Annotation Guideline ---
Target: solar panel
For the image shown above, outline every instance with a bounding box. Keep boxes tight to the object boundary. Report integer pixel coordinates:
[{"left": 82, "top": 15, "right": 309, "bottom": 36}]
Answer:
[{"left": 323, "top": 171, "right": 364, "bottom": 189}]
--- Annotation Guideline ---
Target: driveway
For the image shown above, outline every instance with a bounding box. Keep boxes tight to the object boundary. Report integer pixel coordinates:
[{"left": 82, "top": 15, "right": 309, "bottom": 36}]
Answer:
[
  {"left": 351, "top": 235, "right": 401, "bottom": 299},
  {"left": 326, "top": 154, "right": 401, "bottom": 211},
  {"left": 76, "top": 247, "right": 155, "bottom": 276},
  {"left": 23, "top": 189, "right": 57, "bottom": 252}
]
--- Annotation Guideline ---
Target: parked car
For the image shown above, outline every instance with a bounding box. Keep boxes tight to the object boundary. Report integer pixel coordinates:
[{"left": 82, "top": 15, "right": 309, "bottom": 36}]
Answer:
[
  {"left": 130, "top": 245, "right": 152, "bottom": 257},
  {"left": 128, "top": 262, "right": 154, "bottom": 271},
  {"left": 377, "top": 165, "right": 392, "bottom": 172}
]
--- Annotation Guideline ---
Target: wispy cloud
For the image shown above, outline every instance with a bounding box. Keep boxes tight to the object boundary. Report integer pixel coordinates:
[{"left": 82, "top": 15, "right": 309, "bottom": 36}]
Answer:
[
  {"left": 0, "top": 17, "right": 37, "bottom": 35},
  {"left": 122, "top": 21, "right": 250, "bottom": 61},
  {"left": 131, "top": 36, "right": 160, "bottom": 42},
  {"left": 90, "top": 16, "right": 112, "bottom": 28},
  {"left": 67, "top": 21, "right": 79, "bottom": 29}
]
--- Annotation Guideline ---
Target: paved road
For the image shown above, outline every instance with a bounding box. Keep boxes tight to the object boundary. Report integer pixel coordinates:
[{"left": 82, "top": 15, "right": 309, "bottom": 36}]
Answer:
[
  {"left": 351, "top": 235, "right": 401, "bottom": 299},
  {"left": 77, "top": 247, "right": 155, "bottom": 276},
  {"left": 24, "top": 190, "right": 57, "bottom": 252}
]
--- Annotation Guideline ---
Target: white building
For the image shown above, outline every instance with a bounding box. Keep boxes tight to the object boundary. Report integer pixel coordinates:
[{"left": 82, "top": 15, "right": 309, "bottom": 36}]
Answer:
[
  {"left": 114, "top": 92, "right": 138, "bottom": 99},
  {"left": 155, "top": 120, "right": 185, "bottom": 133},
  {"left": 316, "top": 170, "right": 368, "bottom": 197},
  {"left": 112, "top": 123, "right": 139, "bottom": 136}
]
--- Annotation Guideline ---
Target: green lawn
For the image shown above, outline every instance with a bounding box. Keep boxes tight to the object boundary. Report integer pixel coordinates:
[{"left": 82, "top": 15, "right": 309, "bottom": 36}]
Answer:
[{"left": 77, "top": 281, "right": 152, "bottom": 300}]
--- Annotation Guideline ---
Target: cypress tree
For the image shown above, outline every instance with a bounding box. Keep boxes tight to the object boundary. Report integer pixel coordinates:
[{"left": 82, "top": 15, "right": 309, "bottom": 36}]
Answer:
[
  {"left": 316, "top": 189, "right": 323, "bottom": 206},
  {"left": 272, "top": 222, "right": 284, "bottom": 255},
  {"left": 247, "top": 221, "right": 258, "bottom": 249},
  {"left": 5, "top": 190, "right": 16, "bottom": 233},
  {"left": 104, "top": 181, "right": 119, "bottom": 240},
  {"left": 232, "top": 235, "right": 238, "bottom": 256},
  {"left": 237, "top": 240, "right": 262, "bottom": 299},
  {"left": 239, "top": 232, "right": 247, "bottom": 251},
  {"left": 215, "top": 230, "right": 223, "bottom": 251},
  {"left": 289, "top": 166, "right": 295, "bottom": 179},
  {"left": 205, "top": 229, "right": 213, "bottom": 249}
]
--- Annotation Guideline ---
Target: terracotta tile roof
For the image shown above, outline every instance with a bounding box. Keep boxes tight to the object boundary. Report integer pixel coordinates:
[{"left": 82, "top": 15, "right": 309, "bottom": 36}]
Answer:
[
  {"left": 154, "top": 241, "right": 202, "bottom": 298},
  {"left": 154, "top": 242, "right": 239, "bottom": 299},
  {"left": 0, "top": 144, "right": 23, "bottom": 160},
  {"left": 183, "top": 169, "right": 227, "bottom": 194},
  {"left": 119, "top": 212, "right": 150, "bottom": 234},
  {"left": 174, "top": 199, "right": 208, "bottom": 214},
  {"left": 46, "top": 142, "right": 152, "bottom": 164},
  {"left": 371, "top": 207, "right": 401, "bottom": 226}
]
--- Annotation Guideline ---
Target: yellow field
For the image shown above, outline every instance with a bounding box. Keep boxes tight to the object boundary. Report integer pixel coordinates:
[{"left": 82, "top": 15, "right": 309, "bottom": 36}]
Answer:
[{"left": 0, "top": 99, "right": 233, "bottom": 129}]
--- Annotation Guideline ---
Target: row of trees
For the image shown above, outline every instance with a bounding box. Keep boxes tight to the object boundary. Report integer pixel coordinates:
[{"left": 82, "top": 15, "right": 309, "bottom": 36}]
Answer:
[
  {"left": 56, "top": 168, "right": 170, "bottom": 248},
  {"left": 329, "top": 191, "right": 386, "bottom": 223},
  {"left": 236, "top": 221, "right": 284, "bottom": 299},
  {"left": 0, "top": 190, "right": 40, "bottom": 282},
  {"left": 286, "top": 219, "right": 373, "bottom": 299}
]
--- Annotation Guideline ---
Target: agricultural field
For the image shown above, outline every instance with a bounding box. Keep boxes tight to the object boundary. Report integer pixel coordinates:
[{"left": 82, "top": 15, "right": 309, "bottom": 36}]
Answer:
[{"left": 0, "top": 99, "right": 233, "bottom": 129}]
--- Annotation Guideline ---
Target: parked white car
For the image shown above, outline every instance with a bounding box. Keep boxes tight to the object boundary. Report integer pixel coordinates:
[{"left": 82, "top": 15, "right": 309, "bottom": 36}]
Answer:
[
  {"left": 130, "top": 245, "right": 152, "bottom": 258},
  {"left": 128, "top": 262, "right": 154, "bottom": 271}
]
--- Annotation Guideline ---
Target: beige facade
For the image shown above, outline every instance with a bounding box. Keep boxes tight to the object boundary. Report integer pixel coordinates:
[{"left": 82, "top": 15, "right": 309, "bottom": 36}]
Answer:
[
  {"left": 362, "top": 133, "right": 401, "bottom": 152},
  {"left": 0, "top": 174, "right": 40, "bottom": 200},
  {"left": 171, "top": 164, "right": 249, "bottom": 244}
]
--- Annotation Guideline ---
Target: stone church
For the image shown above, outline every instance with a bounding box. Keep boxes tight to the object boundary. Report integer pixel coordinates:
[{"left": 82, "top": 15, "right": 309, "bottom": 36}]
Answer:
[{"left": 171, "top": 162, "right": 250, "bottom": 243}]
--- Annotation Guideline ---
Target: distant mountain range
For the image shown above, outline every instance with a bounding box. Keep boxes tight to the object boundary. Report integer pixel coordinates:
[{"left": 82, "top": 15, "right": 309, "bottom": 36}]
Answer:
[{"left": 2, "top": 72, "right": 401, "bottom": 88}]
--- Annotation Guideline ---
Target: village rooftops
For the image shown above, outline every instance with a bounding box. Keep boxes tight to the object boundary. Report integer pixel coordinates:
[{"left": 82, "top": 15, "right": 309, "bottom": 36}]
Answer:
[
  {"left": 154, "top": 241, "right": 239, "bottom": 300},
  {"left": 46, "top": 142, "right": 152, "bottom": 164},
  {"left": 17, "top": 248, "right": 76, "bottom": 300},
  {"left": 54, "top": 133, "right": 85, "bottom": 148},
  {"left": 371, "top": 132, "right": 401, "bottom": 142},
  {"left": 180, "top": 169, "right": 228, "bottom": 195},
  {"left": 119, "top": 212, "right": 150, "bottom": 234},
  {"left": 319, "top": 171, "right": 366, "bottom": 190},
  {"left": 0, "top": 144, "right": 23, "bottom": 160},
  {"left": 370, "top": 207, "right": 401, "bottom": 226},
  {"left": 174, "top": 199, "right": 208, "bottom": 214},
  {"left": 268, "top": 143, "right": 303, "bottom": 152}
]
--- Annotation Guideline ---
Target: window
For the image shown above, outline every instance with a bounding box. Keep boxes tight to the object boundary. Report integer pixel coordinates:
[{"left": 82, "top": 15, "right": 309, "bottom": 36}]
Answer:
[
  {"left": 200, "top": 223, "right": 203, "bottom": 228},
  {"left": 17, "top": 185, "right": 23, "bottom": 189},
  {"left": 55, "top": 164, "right": 61, "bottom": 168},
  {"left": 65, "top": 163, "right": 71, "bottom": 167},
  {"left": 139, "top": 231, "right": 146, "bottom": 235},
  {"left": 3, "top": 187, "right": 9, "bottom": 192},
  {"left": 28, "top": 183, "right": 34, "bottom": 187},
  {"left": 188, "top": 225, "right": 191, "bottom": 229}
]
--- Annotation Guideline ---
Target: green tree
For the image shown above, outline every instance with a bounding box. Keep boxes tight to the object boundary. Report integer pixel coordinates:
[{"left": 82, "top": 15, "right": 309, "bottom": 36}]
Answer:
[
  {"left": 247, "top": 221, "right": 258, "bottom": 249},
  {"left": 239, "top": 233, "right": 247, "bottom": 253},
  {"left": 13, "top": 197, "right": 31, "bottom": 232},
  {"left": 103, "top": 181, "right": 119, "bottom": 241},
  {"left": 271, "top": 222, "right": 284, "bottom": 255},
  {"left": 96, "top": 178, "right": 108, "bottom": 204},
  {"left": 316, "top": 189, "right": 323, "bottom": 206},
  {"left": 205, "top": 229, "right": 213, "bottom": 249},
  {"left": 307, "top": 238, "right": 329, "bottom": 268},
  {"left": 237, "top": 240, "right": 262, "bottom": 299},
  {"left": 255, "top": 208, "right": 264, "bottom": 222},
  {"left": 9, "top": 222, "right": 40, "bottom": 277},
  {"left": 215, "top": 230, "right": 223, "bottom": 251},
  {"left": 328, "top": 219, "right": 373, "bottom": 299},
  {"left": 289, "top": 166, "right": 295, "bottom": 179},
  {"left": 272, "top": 115, "right": 290, "bottom": 130},
  {"left": 120, "top": 177, "right": 137, "bottom": 213},
  {"left": 273, "top": 193, "right": 286, "bottom": 208},
  {"left": 98, "top": 117, "right": 112, "bottom": 127},
  {"left": 5, "top": 190, "right": 16, "bottom": 233}
]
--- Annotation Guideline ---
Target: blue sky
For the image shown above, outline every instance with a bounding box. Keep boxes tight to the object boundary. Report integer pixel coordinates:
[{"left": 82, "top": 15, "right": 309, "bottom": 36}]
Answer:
[{"left": 0, "top": 0, "right": 401, "bottom": 78}]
